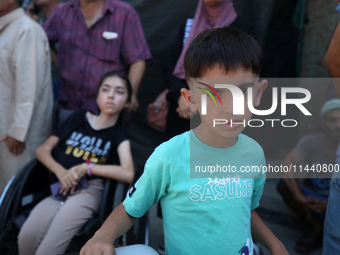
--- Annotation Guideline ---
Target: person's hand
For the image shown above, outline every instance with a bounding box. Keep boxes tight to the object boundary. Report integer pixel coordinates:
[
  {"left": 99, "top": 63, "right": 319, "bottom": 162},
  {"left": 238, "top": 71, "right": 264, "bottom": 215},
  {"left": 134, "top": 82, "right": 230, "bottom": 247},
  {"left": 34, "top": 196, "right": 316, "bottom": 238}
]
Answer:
[
  {"left": 72, "top": 163, "right": 88, "bottom": 179},
  {"left": 306, "top": 196, "right": 328, "bottom": 213},
  {"left": 0, "top": 135, "right": 26, "bottom": 155},
  {"left": 57, "top": 168, "right": 80, "bottom": 195},
  {"left": 295, "top": 194, "right": 314, "bottom": 220},
  {"left": 127, "top": 94, "right": 139, "bottom": 112},
  {"left": 80, "top": 233, "right": 116, "bottom": 255},
  {"left": 176, "top": 95, "right": 190, "bottom": 119}
]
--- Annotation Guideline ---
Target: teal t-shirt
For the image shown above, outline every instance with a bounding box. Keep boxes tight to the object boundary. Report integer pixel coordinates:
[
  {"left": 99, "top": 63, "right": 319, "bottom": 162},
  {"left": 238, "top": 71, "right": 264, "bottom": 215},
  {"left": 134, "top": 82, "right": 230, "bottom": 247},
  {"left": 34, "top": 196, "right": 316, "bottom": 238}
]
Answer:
[{"left": 123, "top": 131, "right": 266, "bottom": 255}]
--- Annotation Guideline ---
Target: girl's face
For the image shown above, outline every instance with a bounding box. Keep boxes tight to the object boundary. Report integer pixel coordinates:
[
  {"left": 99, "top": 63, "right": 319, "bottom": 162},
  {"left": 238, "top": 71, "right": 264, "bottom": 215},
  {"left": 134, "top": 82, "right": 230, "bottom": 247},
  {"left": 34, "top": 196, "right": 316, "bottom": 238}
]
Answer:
[{"left": 97, "top": 76, "right": 129, "bottom": 116}]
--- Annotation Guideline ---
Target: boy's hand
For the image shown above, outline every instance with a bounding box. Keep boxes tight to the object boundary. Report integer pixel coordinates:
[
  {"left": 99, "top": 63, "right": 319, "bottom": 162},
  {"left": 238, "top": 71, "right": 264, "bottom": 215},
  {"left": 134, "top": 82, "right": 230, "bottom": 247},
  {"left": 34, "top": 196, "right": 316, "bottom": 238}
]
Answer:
[
  {"left": 80, "top": 233, "right": 116, "bottom": 255},
  {"left": 81, "top": 203, "right": 136, "bottom": 255},
  {"left": 251, "top": 210, "right": 289, "bottom": 255}
]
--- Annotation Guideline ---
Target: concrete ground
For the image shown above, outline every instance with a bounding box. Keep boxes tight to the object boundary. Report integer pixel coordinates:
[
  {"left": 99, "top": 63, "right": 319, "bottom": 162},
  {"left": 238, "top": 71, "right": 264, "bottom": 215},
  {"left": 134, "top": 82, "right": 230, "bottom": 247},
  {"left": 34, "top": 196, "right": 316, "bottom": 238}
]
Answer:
[
  {"left": 255, "top": 178, "right": 322, "bottom": 255},
  {"left": 146, "top": 178, "right": 323, "bottom": 255}
]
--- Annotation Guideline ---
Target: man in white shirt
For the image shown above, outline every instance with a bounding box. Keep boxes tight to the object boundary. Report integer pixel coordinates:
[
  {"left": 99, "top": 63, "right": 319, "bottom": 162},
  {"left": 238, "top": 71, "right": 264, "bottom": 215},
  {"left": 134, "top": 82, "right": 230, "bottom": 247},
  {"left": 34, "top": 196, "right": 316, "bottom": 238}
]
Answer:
[{"left": 0, "top": 0, "right": 53, "bottom": 194}]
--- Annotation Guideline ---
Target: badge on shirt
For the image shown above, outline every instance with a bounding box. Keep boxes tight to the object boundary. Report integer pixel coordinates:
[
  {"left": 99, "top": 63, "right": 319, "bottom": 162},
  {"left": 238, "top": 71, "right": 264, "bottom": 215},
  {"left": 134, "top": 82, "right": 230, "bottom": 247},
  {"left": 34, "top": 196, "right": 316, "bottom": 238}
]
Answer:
[
  {"left": 128, "top": 185, "right": 136, "bottom": 197},
  {"left": 103, "top": 31, "right": 118, "bottom": 40}
]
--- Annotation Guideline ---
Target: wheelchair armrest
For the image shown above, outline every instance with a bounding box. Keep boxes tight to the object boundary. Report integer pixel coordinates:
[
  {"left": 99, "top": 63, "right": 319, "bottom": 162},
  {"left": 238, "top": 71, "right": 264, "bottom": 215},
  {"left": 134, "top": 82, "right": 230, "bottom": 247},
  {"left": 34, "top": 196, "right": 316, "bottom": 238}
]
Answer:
[
  {"left": 113, "top": 182, "right": 128, "bottom": 210},
  {"left": 98, "top": 179, "right": 128, "bottom": 225},
  {"left": 98, "top": 178, "right": 116, "bottom": 225}
]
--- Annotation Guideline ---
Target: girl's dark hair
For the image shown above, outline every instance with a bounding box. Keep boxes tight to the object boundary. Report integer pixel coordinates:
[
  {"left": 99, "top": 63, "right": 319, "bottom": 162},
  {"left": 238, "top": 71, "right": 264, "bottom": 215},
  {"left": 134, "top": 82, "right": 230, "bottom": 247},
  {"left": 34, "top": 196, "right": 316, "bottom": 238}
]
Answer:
[
  {"left": 184, "top": 27, "right": 263, "bottom": 81},
  {"left": 97, "top": 70, "right": 132, "bottom": 103}
]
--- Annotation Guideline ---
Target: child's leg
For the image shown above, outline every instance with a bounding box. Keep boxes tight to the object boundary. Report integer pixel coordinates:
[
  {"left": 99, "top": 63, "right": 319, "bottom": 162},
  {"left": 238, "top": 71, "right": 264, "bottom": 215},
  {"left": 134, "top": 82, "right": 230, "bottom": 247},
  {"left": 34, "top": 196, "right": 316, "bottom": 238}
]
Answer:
[
  {"left": 17, "top": 196, "right": 61, "bottom": 255},
  {"left": 277, "top": 180, "right": 323, "bottom": 233},
  {"left": 35, "top": 179, "right": 103, "bottom": 255}
]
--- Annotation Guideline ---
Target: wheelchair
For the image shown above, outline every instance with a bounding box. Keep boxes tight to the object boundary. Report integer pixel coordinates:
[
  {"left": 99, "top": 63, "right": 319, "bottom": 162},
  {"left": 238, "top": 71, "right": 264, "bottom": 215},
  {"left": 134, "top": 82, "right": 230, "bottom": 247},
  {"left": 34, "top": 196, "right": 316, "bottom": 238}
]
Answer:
[{"left": 0, "top": 108, "right": 149, "bottom": 254}]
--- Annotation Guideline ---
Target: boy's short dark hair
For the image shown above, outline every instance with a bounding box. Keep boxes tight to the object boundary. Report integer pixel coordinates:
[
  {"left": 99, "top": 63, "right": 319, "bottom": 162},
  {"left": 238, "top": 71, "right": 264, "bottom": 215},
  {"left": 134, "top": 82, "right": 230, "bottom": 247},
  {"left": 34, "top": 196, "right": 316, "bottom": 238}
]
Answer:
[{"left": 184, "top": 27, "right": 263, "bottom": 81}]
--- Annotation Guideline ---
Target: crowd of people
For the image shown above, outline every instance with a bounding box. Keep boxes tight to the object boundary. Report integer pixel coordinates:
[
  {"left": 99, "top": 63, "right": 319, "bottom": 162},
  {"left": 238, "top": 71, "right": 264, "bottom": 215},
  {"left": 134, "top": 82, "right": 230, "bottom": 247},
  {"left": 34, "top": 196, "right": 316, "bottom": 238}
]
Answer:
[
  {"left": 0, "top": 0, "right": 339, "bottom": 254},
  {"left": 0, "top": 0, "right": 151, "bottom": 195}
]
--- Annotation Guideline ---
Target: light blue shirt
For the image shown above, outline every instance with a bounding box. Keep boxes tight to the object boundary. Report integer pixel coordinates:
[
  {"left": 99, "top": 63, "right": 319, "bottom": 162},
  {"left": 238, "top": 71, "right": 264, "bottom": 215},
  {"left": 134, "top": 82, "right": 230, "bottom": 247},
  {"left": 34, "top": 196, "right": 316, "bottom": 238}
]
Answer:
[{"left": 123, "top": 131, "right": 266, "bottom": 255}]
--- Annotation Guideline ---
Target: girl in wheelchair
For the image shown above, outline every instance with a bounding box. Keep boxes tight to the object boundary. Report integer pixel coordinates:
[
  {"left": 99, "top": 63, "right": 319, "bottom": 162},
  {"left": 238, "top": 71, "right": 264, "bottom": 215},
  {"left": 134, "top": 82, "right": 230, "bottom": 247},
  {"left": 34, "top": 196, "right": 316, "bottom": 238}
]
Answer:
[{"left": 17, "top": 71, "right": 134, "bottom": 255}]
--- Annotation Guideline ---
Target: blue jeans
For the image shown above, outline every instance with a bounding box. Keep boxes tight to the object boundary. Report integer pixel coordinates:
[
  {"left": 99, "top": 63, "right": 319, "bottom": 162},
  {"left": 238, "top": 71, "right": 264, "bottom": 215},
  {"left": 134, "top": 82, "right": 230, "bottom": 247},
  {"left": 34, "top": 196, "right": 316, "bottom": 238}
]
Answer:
[{"left": 323, "top": 171, "right": 340, "bottom": 254}]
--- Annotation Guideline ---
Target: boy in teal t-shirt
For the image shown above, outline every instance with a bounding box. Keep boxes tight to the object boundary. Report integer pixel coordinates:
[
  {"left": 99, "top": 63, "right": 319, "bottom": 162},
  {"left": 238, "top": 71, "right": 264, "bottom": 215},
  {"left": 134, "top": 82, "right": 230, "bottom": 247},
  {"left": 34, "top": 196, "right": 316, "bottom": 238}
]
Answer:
[{"left": 80, "top": 27, "right": 289, "bottom": 255}]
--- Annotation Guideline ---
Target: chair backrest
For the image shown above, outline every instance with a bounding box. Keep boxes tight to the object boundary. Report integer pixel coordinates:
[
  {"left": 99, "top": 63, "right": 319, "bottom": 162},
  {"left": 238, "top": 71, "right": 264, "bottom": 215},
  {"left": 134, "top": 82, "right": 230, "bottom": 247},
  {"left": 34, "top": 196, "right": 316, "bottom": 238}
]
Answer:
[{"left": 54, "top": 109, "right": 75, "bottom": 130}]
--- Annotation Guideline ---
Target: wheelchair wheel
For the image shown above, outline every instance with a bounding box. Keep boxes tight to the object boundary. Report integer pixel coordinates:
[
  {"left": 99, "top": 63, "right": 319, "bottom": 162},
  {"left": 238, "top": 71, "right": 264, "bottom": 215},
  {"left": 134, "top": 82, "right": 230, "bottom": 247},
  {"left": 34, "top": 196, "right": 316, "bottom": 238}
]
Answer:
[
  {"left": 0, "top": 159, "right": 50, "bottom": 255},
  {"left": 0, "top": 175, "right": 20, "bottom": 255}
]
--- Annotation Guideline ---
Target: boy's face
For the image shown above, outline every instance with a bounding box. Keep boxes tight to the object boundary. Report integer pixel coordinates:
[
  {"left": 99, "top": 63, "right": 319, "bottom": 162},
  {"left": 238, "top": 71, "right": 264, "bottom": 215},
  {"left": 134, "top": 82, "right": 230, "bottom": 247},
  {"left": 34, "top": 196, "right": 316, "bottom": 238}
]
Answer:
[{"left": 182, "top": 65, "right": 267, "bottom": 147}]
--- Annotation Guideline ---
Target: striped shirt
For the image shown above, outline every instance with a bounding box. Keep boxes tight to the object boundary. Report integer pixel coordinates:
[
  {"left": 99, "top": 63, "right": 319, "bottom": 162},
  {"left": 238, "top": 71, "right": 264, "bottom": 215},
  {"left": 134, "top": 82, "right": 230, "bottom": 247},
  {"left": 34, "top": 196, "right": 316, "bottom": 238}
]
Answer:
[{"left": 43, "top": 0, "right": 151, "bottom": 111}]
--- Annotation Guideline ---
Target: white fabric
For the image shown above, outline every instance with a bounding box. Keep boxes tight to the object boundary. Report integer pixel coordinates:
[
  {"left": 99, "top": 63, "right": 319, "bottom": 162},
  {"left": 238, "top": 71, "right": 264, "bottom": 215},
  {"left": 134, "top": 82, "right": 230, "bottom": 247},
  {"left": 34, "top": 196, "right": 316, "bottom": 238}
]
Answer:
[
  {"left": 116, "top": 245, "right": 159, "bottom": 255},
  {"left": 0, "top": 8, "right": 53, "bottom": 193}
]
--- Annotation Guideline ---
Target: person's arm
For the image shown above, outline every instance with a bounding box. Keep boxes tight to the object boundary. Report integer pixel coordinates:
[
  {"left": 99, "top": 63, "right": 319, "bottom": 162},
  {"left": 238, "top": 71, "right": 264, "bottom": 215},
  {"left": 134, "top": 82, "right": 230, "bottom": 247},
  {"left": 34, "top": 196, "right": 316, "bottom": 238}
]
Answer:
[
  {"left": 281, "top": 150, "right": 305, "bottom": 202},
  {"left": 36, "top": 136, "right": 79, "bottom": 194},
  {"left": 325, "top": 21, "right": 340, "bottom": 94},
  {"left": 80, "top": 203, "right": 137, "bottom": 255},
  {"left": 4, "top": 26, "right": 38, "bottom": 152},
  {"left": 120, "top": 5, "right": 151, "bottom": 113},
  {"left": 251, "top": 210, "right": 288, "bottom": 255},
  {"left": 127, "top": 60, "right": 146, "bottom": 112},
  {"left": 1, "top": 22, "right": 54, "bottom": 155},
  {"left": 51, "top": 47, "right": 58, "bottom": 69},
  {"left": 73, "top": 140, "right": 135, "bottom": 183},
  {"left": 281, "top": 149, "right": 327, "bottom": 213},
  {"left": 164, "top": 22, "right": 191, "bottom": 119}
]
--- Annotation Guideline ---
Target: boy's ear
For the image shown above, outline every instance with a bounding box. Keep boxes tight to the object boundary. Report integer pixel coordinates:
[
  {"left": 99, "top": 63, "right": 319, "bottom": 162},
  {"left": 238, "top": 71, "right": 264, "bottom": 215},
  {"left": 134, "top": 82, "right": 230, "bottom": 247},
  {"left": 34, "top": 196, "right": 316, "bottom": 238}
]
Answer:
[
  {"left": 181, "top": 88, "right": 199, "bottom": 112},
  {"left": 254, "top": 79, "right": 268, "bottom": 107},
  {"left": 181, "top": 88, "right": 191, "bottom": 106}
]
